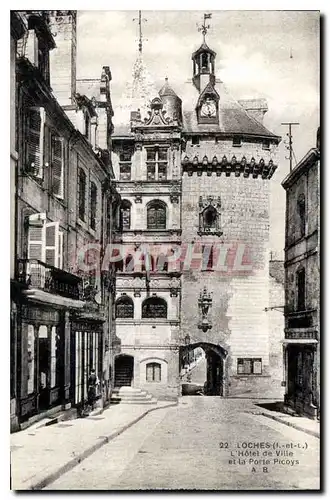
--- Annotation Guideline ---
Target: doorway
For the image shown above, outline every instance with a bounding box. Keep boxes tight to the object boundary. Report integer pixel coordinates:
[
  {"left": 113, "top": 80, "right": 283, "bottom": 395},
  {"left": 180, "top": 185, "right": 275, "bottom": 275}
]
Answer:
[
  {"left": 114, "top": 355, "right": 134, "bottom": 388},
  {"left": 179, "top": 342, "right": 226, "bottom": 396}
]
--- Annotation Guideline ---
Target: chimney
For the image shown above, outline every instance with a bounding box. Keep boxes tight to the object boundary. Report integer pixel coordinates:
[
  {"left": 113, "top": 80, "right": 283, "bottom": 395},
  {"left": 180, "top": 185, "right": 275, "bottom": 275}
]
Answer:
[
  {"left": 48, "top": 11, "right": 77, "bottom": 106},
  {"left": 238, "top": 98, "right": 268, "bottom": 124}
]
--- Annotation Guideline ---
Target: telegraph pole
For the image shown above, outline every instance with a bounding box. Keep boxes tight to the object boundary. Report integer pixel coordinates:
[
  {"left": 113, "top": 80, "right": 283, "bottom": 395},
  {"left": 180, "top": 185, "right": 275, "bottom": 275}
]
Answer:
[{"left": 281, "top": 122, "right": 300, "bottom": 172}]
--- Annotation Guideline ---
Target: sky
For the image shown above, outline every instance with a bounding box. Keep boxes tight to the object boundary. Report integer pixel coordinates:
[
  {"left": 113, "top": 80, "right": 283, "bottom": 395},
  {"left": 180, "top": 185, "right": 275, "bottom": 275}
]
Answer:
[{"left": 76, "top": 10, "right": 320, "bottom": 258}]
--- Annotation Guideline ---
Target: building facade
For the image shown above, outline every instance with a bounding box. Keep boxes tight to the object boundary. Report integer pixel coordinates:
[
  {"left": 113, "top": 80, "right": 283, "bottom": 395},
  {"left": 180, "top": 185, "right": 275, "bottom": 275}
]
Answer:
[
  {"left": 111, "top": 31, "right": 282, "bottom": 400},
  {"left": 10, "top": 11, "right": 120, "bottom": 431},
  {"left": 282, "top": 129, "right": 320, "bottom": 418}
]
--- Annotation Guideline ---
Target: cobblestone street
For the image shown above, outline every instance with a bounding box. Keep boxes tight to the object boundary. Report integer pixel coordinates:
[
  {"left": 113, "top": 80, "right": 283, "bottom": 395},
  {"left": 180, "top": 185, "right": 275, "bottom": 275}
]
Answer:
[{"left": 45, "top": 397, "right": 319, "bottom": 491}]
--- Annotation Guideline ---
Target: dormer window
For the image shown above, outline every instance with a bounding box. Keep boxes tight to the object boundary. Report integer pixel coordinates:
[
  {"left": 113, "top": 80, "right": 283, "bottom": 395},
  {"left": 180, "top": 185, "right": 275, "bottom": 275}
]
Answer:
[{"left": 233, "top": 137, "right": 242, "bottom": 147}]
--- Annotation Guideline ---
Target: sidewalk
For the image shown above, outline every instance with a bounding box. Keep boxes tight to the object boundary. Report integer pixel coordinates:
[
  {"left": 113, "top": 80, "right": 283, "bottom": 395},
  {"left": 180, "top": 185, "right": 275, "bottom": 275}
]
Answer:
[
  {"left": 10, "top": 400, "right": 176, "bottom": 491},
  {"left": 252, "top": 401, "right": 320, "bottom": 438}
]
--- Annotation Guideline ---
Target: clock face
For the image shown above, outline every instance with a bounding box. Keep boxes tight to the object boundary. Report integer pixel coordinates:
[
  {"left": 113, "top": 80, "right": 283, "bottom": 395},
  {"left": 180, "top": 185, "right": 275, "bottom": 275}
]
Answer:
[{"left": 201, "top": 99, "right": 217, "bottom": 118}]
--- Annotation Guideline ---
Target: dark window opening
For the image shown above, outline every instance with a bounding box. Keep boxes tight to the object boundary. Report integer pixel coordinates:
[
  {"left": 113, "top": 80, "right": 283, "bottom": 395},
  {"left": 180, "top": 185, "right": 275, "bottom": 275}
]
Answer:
[
  {"left": 202, "top": 245, "right": 214, "bottom": 271},
  {"left": 156, "top": 254, "right": 168, "bottom": 272},
  {"left": 203, "top": 206, "right": 218, "bottom": 229},
  {"left": 192, "top": 136, "right": 200, "bottom": 146},
  {"left": 90, "top": 182, "right": 97, "bottom": 230},
  {"left": 298, "top": 194, "right": 306, "bottom": 238},
  {"left": 120, "top": 201, "right": 131, "bottom": 230},
  {"left": 119, "top": 149, "right": 132, "bottom": 180},
  {"left": 146, "top": 147, "right": 168, "bottom": 181},
  {"left": 146, "top": 362, "right": 161, "bottom": 382},
  {"left": 116, "top": 296, "right": 134, "bottom": 318},
  {"left": 201, "top": 52, "right": 208, "bottom": 71},
  {"left": 233, "top": 137, "right": 242, "bottom": 147},
  {"left": 147, "top": 201, "right": 166, "bottom": 230},
  {"left": 125, "top": 254, "right": 135, "bottom": 272},
  {"left": 262, "top": 140, "right": 270, "bottom": 150},
  {"left": 142, "top": 297, "right": 167, "bottom": 319},
  {"left": 78, "top": 168, "right": 86, "bottom": 221},
  {"left": 237, "top": 358, "right": 262, "bottom": 375},
  {"left": 296, "top": 268, "right": 306, "bottom": 311}
]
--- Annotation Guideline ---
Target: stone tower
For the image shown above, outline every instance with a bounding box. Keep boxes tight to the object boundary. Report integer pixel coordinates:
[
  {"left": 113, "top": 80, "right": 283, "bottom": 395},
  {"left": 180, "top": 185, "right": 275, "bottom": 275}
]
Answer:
[
  {"left": 111, "top": 19, "right": 282, "bottom": 401},
  {"left": 180, "top": 32, "right": 281, "bottom": 397}
]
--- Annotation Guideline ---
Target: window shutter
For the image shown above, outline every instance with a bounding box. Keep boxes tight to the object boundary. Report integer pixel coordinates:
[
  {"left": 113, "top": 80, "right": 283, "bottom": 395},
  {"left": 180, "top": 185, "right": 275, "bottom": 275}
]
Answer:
[
  {"left": 28, "top": 219, "right": 45, "bottom": 261},
  {"left": 45, "top": 222, "right": 59, "bottom": 267},
  {"left": 51, "top": 135, "right": 64, "bottom": 198},
  {"left": 58, "top": 231, "right": 63, "bottom": 269},
  {"left": 26, "top": 107, "right": 45, "bottom": 178}
]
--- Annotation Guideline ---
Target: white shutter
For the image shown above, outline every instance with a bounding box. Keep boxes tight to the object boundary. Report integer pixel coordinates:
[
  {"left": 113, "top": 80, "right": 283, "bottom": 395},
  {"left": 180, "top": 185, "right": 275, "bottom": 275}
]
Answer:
[
  {"left": 58, "top": 231, "right": 63, "bottom": 269},
  {"left": 28, "top": 218, "right": 45, "bottom": 261},
  {"left": 26, "top": 107, "right": 45, "bottom": 178},
  {"left": 51, "top": 135, "right": 64, "bottom": 198},
  {"left": 45, "top": 222, "right": 59, "bottom": 267}
]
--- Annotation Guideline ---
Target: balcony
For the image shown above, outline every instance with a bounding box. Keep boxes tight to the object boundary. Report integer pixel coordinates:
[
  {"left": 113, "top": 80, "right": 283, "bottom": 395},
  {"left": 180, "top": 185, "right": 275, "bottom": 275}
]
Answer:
[{"left": 17, "top": 259, "right": 82, "bottom": 301}]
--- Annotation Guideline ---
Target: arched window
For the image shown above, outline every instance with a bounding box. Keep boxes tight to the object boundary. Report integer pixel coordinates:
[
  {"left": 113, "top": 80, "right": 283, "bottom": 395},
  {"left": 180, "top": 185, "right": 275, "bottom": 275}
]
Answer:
[
  {"left": 142, "top": 297, "right": 167, "bottom": 319},
  {"left": 147, "top": 201, "right": 166, "bottom": 230},
  {"left": 115, "top": 295, "right": 134, "bottom": 318},
  {"left": 146, "top": 362, "right": 161, "bottom": 382},
  {"left": 203, "top": 206, "right": 218, "bottom": 230},
  {"left": 120, "top": 200, "right": 131, "bottom": 230}
]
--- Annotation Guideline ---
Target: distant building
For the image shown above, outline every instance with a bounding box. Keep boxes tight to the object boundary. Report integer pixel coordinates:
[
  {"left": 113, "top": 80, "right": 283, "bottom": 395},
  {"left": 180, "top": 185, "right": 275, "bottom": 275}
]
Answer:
[
  {"left": 282, "top": 128, "right": 320, "bottom": 418},
  {"left": 10, "top": 11, "right": 120, "bottom": 430}
]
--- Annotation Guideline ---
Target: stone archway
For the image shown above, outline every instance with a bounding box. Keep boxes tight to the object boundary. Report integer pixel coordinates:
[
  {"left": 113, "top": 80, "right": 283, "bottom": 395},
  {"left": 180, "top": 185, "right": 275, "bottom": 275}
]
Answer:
[{"left": 179, "top": 342, "right": 228, "bottom": 397}]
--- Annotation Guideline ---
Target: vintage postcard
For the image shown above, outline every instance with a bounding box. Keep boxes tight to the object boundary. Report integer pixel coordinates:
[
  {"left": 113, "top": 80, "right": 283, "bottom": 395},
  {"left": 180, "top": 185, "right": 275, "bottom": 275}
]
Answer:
[{"left": 10, "top": 9, "right": 320, "bottom": 491}]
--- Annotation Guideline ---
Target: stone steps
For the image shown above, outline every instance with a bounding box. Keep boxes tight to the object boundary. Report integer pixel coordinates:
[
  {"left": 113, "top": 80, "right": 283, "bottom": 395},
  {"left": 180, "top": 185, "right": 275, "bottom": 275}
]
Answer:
[{"left": 111, "top": 387, "right": 157, "bottom": 405}]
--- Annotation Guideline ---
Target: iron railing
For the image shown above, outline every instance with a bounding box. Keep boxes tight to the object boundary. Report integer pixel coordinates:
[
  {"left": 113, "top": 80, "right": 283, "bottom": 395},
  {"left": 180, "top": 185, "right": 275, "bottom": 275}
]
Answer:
[{"left": 17, "top": 259, "right": 83, "bottom": 300}]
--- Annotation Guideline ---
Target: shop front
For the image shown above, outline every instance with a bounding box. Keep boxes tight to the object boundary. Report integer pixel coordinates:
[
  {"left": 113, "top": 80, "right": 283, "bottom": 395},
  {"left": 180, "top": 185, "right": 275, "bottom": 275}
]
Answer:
[
  {"left": 70, "top": 320, "right": 103, "bottom": 409},
  {"left": 18, "top": 304, "right": 67, "bottom": 422}
]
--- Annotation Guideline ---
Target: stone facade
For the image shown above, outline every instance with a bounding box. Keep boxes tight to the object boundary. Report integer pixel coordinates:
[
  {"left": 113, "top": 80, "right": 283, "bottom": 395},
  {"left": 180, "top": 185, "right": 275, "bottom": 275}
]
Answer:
[
  {"left": 111, "top": 32, "right": 282, "bottom": 400},
  {"left": 282, "top": 131, "right": 320, "bottom": 418}
]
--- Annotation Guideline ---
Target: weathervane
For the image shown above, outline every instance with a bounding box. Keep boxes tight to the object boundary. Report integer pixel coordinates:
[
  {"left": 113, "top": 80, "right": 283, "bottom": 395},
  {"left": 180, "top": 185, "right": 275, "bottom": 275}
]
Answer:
[
  {"left": 198, "top": 13, "right": 212, "bottom": 42},
  {"left": 133, "top": 10, "right": 148, "bottom": 53}
]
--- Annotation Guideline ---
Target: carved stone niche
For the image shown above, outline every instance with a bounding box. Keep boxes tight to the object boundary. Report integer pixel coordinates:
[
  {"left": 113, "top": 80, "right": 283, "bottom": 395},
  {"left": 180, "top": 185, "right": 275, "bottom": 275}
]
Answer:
[
  {"left": 135, "top": 195, "right": 142, "bottom": 203},
  {"left": 170, "top": 288, "right": 179, "bottom": 297},
  {"left": 197, "top": 195, "right": 223, "bottom": 237}
]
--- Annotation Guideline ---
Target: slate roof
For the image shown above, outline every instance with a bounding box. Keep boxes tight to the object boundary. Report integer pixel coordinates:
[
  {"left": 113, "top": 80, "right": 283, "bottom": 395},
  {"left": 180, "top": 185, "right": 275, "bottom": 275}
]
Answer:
[{"left": 182, "top": 81, "right": 280, "bottom": 140}]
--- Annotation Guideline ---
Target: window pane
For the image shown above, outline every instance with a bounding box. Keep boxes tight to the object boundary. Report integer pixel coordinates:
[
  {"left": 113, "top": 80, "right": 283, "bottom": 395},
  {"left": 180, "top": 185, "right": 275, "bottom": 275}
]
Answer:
[
  {"left": 120, "top": 164, "right": 131, "bottom": 180},
  {"left": 27, "top": 325, "right": 35, "bottom": 395},
  {"left": 253, "top": 359, "right": 262, "bottom": 374},
  {"left": 154, "top": 364, "right": 161, "bottom": 382},
  {"left": 146, "top": 364, "right": 153, "bottom": 382},
  {"left": 147, "top": 149, "right": 156, "bottom": 161},
  {"left": 158, "top": 163, "right": 167, "bottom": 180},
  {"left": 120, "top": 151, "right": 132, "bottom": 162},
  {"left": 116, "top": 297, "right": 134, "bottom": 318},
  {"left": 147, "top": 163, "right": 155, "bottom": 180},
  {"left": 158, "top": 148, "right": 168, "bottom": 162},
  {"left": 78, "top": 169, "right": 86, "bottom": 221},
  {"left": 142, "top": 298, "right": 167, "bottom": 318}
]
